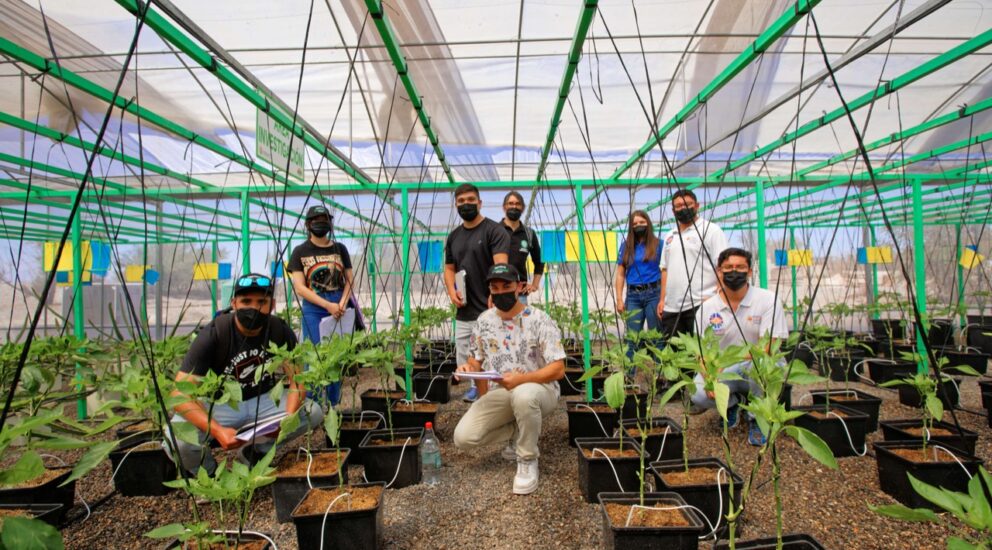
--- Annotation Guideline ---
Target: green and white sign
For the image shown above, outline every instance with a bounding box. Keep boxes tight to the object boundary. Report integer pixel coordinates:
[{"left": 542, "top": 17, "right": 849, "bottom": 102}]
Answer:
[{"left": 256, "top": 97, "right": 304, "bottom": 181}]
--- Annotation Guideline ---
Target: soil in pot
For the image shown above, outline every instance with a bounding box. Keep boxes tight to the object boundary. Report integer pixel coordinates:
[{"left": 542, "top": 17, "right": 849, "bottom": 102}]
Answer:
[
  {"left": 272, "top": 449, "right": 351, "bottom": 523},
  {"left": 810, "top": 389, "right": 881, "bottom": 432},
  {"left": 873, "top": 440, "right": 983, "bottom": 509},
  {"left": 0, "top": 503, "right": 63, "bottom": 526},
  {"left": 292, "top": 483, "right": 384, "bottom": 550},
  {"left": 621, "top": 417, "right": 683, "bottom": 462},
  {"left": 360, "top": 389, "right": 407, "bottom": 417},
  {"left": 879, "top": 419, "right": 978, "bottom": 455},
  {"left": 599, "top": 492, "right": 705, "bottom": 550},
  {"left": 650, "top": 458, "right": 743, "bottom": 538},
  {"left": 604, "top": 502, "right": 690, "bottom": 527}
]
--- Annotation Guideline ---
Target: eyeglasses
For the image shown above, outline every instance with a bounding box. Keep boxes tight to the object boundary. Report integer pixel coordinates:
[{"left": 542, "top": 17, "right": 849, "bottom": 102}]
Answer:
[
  {"left": 719, "top": 267, "right": 749, "bottom": 274},
  {"left": 236, "top": 275, "right": 272, "bottom": 288}
]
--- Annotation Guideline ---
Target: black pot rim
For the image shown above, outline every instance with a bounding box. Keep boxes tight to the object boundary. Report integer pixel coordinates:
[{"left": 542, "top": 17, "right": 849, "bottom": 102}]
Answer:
[
  {"left": 575, "top": 437, "right": 641, "bottom": 458},
  {"left": 792, "top": 403, "right": 871, "bottom": 420},
  {"left": 872, "top": 439, "right": 983, "bottom": 466},
  {"left": 808, "top": 388, "right": 881, "bottom": 403},
  {"left": 649, "top": 457, "right": 744, "bottom": 486},
  {"left": 879, "top": 418, "right": 978, "bottom": 437},
  {"left": 359, "top": 427, "right": 424, "bottom": 449},
  {"left": 274, "top": 448, "right": 351, "bottom": 480},
  {"left": 619, "top": 416, "right": 684, "bottom": 433},
  {"left": 597, "top": 491, "right": 706, "bottom": 532},
  {"left": 290, "top": 481, "right": 386, "bottom": 520}
]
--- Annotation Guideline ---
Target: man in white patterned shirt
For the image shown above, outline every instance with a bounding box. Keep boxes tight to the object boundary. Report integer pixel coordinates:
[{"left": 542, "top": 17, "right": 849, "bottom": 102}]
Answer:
[{"left": 453, "top": 263, "right": 566, "bottom": 495}]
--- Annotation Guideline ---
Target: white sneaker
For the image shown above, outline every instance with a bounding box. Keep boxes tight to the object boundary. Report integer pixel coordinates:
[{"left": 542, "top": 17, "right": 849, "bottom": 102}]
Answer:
[
  {"left": 513, "top": 458, "right": 539, "bottom": 495},
  {"left": 501, "top": 443, "right": 516, "bottom": 461}
]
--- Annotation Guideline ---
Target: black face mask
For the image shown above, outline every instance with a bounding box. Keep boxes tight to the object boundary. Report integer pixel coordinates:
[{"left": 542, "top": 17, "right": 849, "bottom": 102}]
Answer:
[
  {"left": 505, "top": 208, "right": 522, "bottom": 222},
  {"left": 457, "top": 203, "right": 479, "bottom": 221},
  {"left": 491, "top": 291, "right": 518, "bottom": 312},
  {"left": 674, "top": 207, "right": 696, "bottom": 224},
  {"left": 236, "top": 307, "right": 268, "bottom": 331},
  {"left": 632, "top": 226, "right": 648, "bottom": 239},
  {"left": 309, "top": 220, "right": 331, "bottom": 238},
  {"left": 722, "top": 271, "right": 749, "bottom": 291}
]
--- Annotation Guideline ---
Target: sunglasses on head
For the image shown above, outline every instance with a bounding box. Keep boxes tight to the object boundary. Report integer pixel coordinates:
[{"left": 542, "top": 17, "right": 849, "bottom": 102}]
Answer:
[{"left": 236, "top": 275, "right": 272, "bottom": 289}]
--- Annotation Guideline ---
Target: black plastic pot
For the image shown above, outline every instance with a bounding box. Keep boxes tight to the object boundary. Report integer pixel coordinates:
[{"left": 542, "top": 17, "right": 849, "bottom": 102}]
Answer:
[
  {"left": 809, "top": 389, "right": 881, "bottom": 432},
  {"left": 935, "top": 347, "right": 990, "bottom": 376},
  {"left": 621, "top": 390, "right": 650, "bottom": 421},
  {"left": 980, "top": 379, "right": 992, "bottom": 409},
  {"left": 879, "top": 419, "right": 978, "bottom": 456},
  {"left": 780, "top": 383, "right": 793, "bottom": 411},
  {"left": 0, "top": 503, "right": 63, "bottom": 526},
  {"left": 822, "top": 349, "right": 866, "bottom": 382},
  {"left": 599, "top": 491, "right": 705, "bottom": 550},
  {"left": 272, "top": 449, "right": 350, "bottom": 523},
  {"left": 967, "top": 325, "right": 992, "bottom": 355},
  {"left": 897, "top": 377, "right": 959, "bottom": 410},
  {"left": 929, "top": 319, "right": 955, "bottom": 348},
  {"left": 108, "top": 439, "right": 177, "bottom": 497},
  {"left": 413, "top": 372, "right": 452, "bottom": 404},
  {"left": 879, "top": 339, "right": 916, "bottom": 359},
  {"left": 431, "top": 359, "right": 457, "bottom": 376},
  {"left": 865, "top": 359, "right": 917, "bottom": 385},
  {"left": 566, "top": 402, "right": 619, "bottom": 446},
  {"left": 650, "top": 457, "right": 743, "bottom": 538},
  {"left": 873, "top": 440, "right": 983, "bottom": 509},
  {"left": 714, "top": 534, "right": 827, "bottom": 549},
  {"left": 785, "top": 345, "right": 814, "bottom": 369},
  {"left": 388, "top": 401, "right": 439, "bottom": 430},
  {"left": 291, "top": 482, "right": 384, "bottom": 550},
  {"left": 575, "top": 438, "right": 641, "bottom": 503},
  {"left": 620, "top": 417, "right": 683, "bottom": 463},
  {"left": 0, "top": 468, "right": 74, "bottom": 523},
  {"left": 393, "top": 366, "right": 428, "bottom": 390},
  {"left": 328, "top": 411, "right": 385, "bottom": 466},
  {"left": 166, "top": 531, "right": 272, "bottom": 549},
  {"left": 360, "top": 389, "right": 407, "bottom": 418},
  {"left": 871, "top": 319, "right": 906, "bottom": 341},
  {"left": 792, "top": 404, "right": 869, "bottom": 458},
  {"left": 359, "top": 428, "right": 423, "bottom": 488},
  {"left": 114, "top": 419, "right": 158, "bottom": 444},
  {"left": 562, "top": 367, "right": 605, "bottom": 398}
]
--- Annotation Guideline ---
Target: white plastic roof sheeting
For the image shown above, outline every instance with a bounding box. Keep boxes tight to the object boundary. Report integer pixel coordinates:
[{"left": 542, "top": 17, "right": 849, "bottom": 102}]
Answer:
[{"left": 0, "top": 0, "right": 990, "bottom": 236}]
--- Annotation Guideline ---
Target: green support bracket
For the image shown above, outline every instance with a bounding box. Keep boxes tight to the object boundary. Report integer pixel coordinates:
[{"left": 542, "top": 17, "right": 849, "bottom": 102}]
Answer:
[
  {"left": 241, "top": 191, "right": 250, "bottom": 275},
  {"left": 534, "top": 0, "right": 599, "bottom": 183},
  {"left": 401, "top": 188, "right": 413, "bottom": 400},
  {"left": 575, "top": 181, "right": 592, "bottom": 402},
  {"left": 364, "top": 0, "right": 455, "bottom": 184},
  {"left": 869, "top": 225, "right": 879, "bottom": 320},
  {"left": 912, "top": 178, "right": 927, "bottom": 373},
  {"left": 956, "top": 224, "right": 966, "bottom": 328},
  {"left": 756, "top": 180, "right": 767, "bottom": 289},
  {"left": 211, "top": 240, "right": 219, "bottom": 314},
  {"left": 789, "top": 228, "right": 797, "bottom": 328},
  {"left": 71, "top": 209, "right": 86, "bottom": 419}
]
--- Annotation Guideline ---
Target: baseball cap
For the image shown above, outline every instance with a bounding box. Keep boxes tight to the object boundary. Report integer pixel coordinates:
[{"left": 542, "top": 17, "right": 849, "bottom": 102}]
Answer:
[
  {"left": 233, "top": 273, "right": 274, "bottom": 296},
  {"left": 305, "top": 205, "right": 332, "bottom": 220},
  {"left": 486, "top": 263, "right": 520, "bottom": 283}
]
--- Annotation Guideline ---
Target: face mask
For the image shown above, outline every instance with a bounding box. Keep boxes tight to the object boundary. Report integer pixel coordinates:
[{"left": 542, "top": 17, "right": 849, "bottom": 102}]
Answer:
[
  {"left": 505, "top": 208, "right": 522, "bottom": 222},
  {"left": 632, "top": 226, "right": 648, "bottom": 238},
  {"left": 236, "top": 307, "right": 268, "bottom": 331},
  {"left": 309, "top": 220, "right": 331, "bottom": 238},
  {"left": 674, "top": 207, "right": 696, "bottom": 224},
  {"left": 491, "top": 291, "right": 518, "bottom": 312},
  {"left": 457, "top": 203, "right": 479, "bottom": 221},
  {"left": 722, "top": 271, "right": 749, "bottom": 291}
]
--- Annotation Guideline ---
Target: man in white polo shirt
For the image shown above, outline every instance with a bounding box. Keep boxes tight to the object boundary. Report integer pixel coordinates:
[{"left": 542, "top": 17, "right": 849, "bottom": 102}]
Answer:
[
  {"left": 689, "top": 247, "right": 789, "bottom": 446},
  {"left": 657, "top": 189, "right": 728, "bottom": 343}
]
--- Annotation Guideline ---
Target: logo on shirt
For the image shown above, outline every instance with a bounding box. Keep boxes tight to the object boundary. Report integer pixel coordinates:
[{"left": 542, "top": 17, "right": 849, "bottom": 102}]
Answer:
[
  {"left": 747, "top": 315, "right": 762, "bottom": 325},
  {"left": 709, "top": 312, "right": 725, "bottom": 332},
  {"left": 666, "top": 235, "right": 674, "bottom": 245}
]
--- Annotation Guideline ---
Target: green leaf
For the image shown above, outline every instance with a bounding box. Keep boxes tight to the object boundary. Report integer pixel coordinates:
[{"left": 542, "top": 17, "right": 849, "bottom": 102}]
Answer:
[
  {"left": 0, "top": 451, "right": 44, "bottom": 487},
  {"left": 869, "top": 503, "right": 940, "bottom": 522},
  {"left": 269, "top": 382, "right": 284, "bottom": 407},
  {"left": 657, "top": 380, "right": 688, "bottom": 408},
  {"left": 576, "top": 365, "right": 606, "bottom": 382},
  {"left": 908, "top": 473, "right": 964, "bottom": 515},
  {"left": 603, "top": 372, "right": 626, "bottom": 410},
  {"left": 1, "top": 516, "right": 64, "bottom": 550},
  {"left": 946, "top": 537, "right": 978, "bottom": 550},
  {"left": 324, "top": 409, "right": 340, "bottom": 447},
  {"left": 925, "top": 394, "right": 944, "bottom": 423},
  {"left": 172, "top": 422, "right": 202, "bottom": 446},
  {"left": 144, "top": 523, "right": 189, "bottom": 539},
  {"left": 277, "top": 412, "right": 301, "bottom": 445},
  {"left": 62, "top": 441, "right": 117, "bottom": 485},
  {"left": 784, "top": 426, "right": 838, "bottom": 470},
  {"left": 30, "top": 437, "right": 91, "bottom": 451},
  {"left": 714, "top": 382, "right": 730, "bottom": 422}
]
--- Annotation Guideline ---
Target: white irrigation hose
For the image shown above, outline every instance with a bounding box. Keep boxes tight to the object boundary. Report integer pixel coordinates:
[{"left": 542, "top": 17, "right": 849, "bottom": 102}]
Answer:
[
  {"left": 385, "top": 437, "right": 412, "bottom": 489},
  {"left": 415, "top": 375, "right": 444, "bottom": 401},
  {"left": 853, "top": 359, "right": 894, "bottom": 385},
  {"left": 40, "top": 454, "right": 90, "bottom": 523},
  {"left": 563, "top": 373, "right": 586, "bottom": 393},
  {"left": 656, "top": 426, "right": 671, "bottom": 462},
  {"left": 358, "top": 410, "right": 387, "bottom": 426},
  {"left": 319, "top": 492, "right": 352, "bottom": 550},
  {"left": 710, "top": 468, "right": 726, "bottom": 540},
  {"left": 591, "top": 448, "right": 626, "bottom": 493},
  {"left": 575, "top": 403, "right": 612, "bottom": 438},
  {"left": 932, "top": 445, "right": 974, "bottom": 480},
  {"left": 797, "top": 393, "right": 813, "bottom": 406},
  {"left": 825, "top": 412, "right": 867, "bottom": 456},
  {"left": 108, "top": 444, "right": 143, "bottom": 488},
  {"left": 216, "top": 530, "right": 278, "bottom": 550},
  {"left": 623, "top": 502, "right": 718, "bottom": 539},
  {"left": 295, "top": 447, "right": 314, "bottom": 490}
]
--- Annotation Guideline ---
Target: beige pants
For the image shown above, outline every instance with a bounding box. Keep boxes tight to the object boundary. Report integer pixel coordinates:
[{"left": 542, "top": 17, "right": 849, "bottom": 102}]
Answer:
[{"left": 453, "top": 383, "right": 558, "bottom": 460}]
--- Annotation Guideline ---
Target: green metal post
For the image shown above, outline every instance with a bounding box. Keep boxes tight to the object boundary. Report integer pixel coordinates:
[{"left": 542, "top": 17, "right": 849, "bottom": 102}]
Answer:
[
  {"left": 71, "top": 211, "right": 86, "bottom": 419},
  {"left": 240, "top": 190, "right": 250, "bottom": 275},
  {"left": 756, "top": 181, "right": 768, "bottom": 289},
  {"left": 211, "top": 240, "right": 219, "bottom": 313},
  {"left": 870, "top": 226, "right": 880, "bottom": 320},
  {"left": 790, "top": 228, "right": 797, "bottom": 328},
  {"left": 912, "top": 179, "right": 928, "bottom": 373},
  {"left": 544, "top": 265, "right": 551, "bottom": 304},
  {"left": 956, "top": 224, "right": 966, "bottom": 328},
  {"left": 369, "top": 243, "right": 378, "bottom": 334},
  {"left": 575, "top": 182, "right": 592, "bottom": 401},
  {"left": 401, "top": 189, "right": 414, "bottom": 400}
]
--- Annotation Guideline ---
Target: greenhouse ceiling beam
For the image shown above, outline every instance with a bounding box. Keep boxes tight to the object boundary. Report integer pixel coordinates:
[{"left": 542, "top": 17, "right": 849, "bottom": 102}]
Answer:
[
  {"left": 558, "top": 0, "right": 820, "bottom": 228},
  {"left": 0, "top": 206, "right": 168, "bottom": 242},
  {"left": 664, "top": 0, "right": 952, "bottom": 179},
  {"left": 0, "top": 37, "right": 396, "bottom": 234},
  {"left": 0, "top": 111, "right": 375, "bottom": 236},
  {"left": 362, "top": 0, "right": 455, "bottom": 184},
  {"left": 713, "top": 130, "right": 992, "bottom": 225},
  {"left": 758, "top": 133, "right": 992, "bottom": 224},
  {"left": 710, "top": 28, "right": 992, "bottom": 181},
  {"left": 534, "top": 0, "right": 599, "bottom": 183}
]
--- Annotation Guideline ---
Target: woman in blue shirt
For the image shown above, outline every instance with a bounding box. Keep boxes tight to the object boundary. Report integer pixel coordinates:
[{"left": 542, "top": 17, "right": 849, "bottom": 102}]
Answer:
[{"left": 615, "top": 210, "right": 662, "bottom": 359}]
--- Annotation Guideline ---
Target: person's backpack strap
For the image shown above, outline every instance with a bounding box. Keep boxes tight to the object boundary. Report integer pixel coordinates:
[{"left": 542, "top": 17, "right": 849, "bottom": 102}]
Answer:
[{"left": 212, "top": 312, "right": 235, "bottom": 369}]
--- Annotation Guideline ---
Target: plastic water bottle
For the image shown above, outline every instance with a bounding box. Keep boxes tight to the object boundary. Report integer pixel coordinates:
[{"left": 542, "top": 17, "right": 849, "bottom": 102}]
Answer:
[{"left": 421, "top": 421, "right": 441, "bottom": 486}]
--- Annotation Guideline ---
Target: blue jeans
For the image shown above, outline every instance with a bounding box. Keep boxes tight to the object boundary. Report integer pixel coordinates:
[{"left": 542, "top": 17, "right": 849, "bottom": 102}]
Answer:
[
  {"left": 302, "top": 289, "right": 344, "bottom": 406},
  {"left": 690, "top": 361, "right": 763, "bottom": 410},
  {"left": 625, "top": 285, "right": 661, "bottom": 363}
]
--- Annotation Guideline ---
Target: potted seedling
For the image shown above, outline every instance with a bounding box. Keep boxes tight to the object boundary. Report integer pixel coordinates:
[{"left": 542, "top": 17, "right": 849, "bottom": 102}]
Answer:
[
  {"left": 715, "top": 339, "right": 838, "bottom": 549},
  {"left": 805, "top": 331, "right": 882, "bottom": 432},
  {"left": 875, "top": 359, "right": 984, "bottom": 509}
]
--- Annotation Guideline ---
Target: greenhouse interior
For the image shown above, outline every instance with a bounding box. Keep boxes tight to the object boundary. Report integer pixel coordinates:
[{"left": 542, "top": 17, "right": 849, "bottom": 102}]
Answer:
[{"left": 0, "top": 0, "right": 991, "bottom": 548}]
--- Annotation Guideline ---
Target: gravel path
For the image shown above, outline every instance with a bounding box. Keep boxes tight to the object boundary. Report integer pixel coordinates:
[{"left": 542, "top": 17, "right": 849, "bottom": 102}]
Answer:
[{"left": 56, "top": 370, "right": 988, "bottom": 549}]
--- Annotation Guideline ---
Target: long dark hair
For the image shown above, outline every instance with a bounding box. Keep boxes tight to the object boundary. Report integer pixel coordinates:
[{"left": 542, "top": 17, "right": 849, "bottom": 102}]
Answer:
[{"left": 621, "top": 210, "right": 659, "bottom": 266}]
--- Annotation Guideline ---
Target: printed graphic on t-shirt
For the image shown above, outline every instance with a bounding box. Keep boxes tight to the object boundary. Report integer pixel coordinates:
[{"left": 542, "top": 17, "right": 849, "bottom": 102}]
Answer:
[
  {"left": 709, "top": 312, "right": 725, "bottom": 332},
  {"left": 225, "top": 347, "right": 274, "bottom": 390},
  {"left": 299, "top": 253, "right": 344, "bottom": 291}
]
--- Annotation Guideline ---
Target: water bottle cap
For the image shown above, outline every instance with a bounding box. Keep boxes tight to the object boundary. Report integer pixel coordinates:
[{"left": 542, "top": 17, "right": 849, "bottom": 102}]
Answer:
[{"left": 425, "top": 421, "right": 433, "bottom": 430}]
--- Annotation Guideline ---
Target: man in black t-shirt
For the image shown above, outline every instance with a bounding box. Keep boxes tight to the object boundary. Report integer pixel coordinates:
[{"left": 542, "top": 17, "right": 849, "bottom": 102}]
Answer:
[
  {"left": 165, "top": 274, "right": 324, "bottom": 475},
  {"left": 444, "top": 183, "right": 510, "bottom": 401},
  {"left": 500, "top": 191, "right": 544, "bottom": 303}
]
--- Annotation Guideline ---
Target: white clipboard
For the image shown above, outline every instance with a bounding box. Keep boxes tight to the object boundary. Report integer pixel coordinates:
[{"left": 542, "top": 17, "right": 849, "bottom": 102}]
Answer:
[{"left": 319, "top": 309, "right": 356, "bottom": 339}]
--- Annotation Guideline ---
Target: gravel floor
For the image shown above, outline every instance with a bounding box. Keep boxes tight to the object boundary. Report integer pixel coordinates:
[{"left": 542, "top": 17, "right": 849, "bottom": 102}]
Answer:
[{"left": 51, "top": 369, "right": 989, "bottom": 549}]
